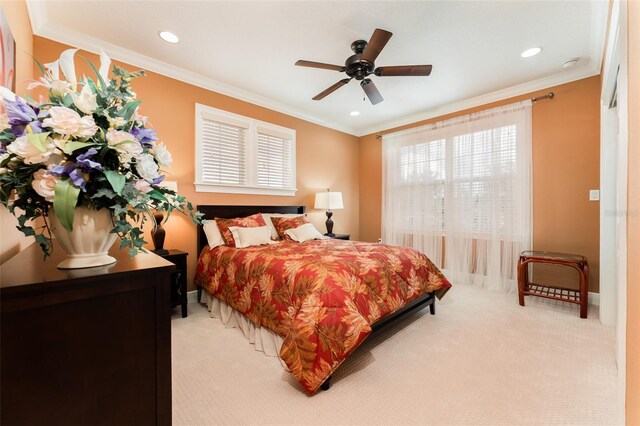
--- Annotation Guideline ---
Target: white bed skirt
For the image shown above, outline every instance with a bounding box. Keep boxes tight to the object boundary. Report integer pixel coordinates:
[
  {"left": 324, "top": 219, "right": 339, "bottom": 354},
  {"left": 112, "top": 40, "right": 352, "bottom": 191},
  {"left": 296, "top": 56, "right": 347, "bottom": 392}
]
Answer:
[{"left": 200, "top": 291, "right": 288, "bottom": 370}]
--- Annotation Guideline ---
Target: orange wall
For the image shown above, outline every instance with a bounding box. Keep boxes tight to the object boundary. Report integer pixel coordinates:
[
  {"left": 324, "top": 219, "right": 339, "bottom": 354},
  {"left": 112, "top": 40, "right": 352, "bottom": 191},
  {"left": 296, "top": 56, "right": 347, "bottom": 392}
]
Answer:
[
  {"left": 359, "top": 76, "right": 601, "bottom": 292},
  {"left": 626, "top": 0, "right": 639, "bottom": 421},
  {"left": 0, "top": 0, "right": 34, "bottom": 263},
  {"left": 28, "top": 36, "right": 360, "bottom": 289}
]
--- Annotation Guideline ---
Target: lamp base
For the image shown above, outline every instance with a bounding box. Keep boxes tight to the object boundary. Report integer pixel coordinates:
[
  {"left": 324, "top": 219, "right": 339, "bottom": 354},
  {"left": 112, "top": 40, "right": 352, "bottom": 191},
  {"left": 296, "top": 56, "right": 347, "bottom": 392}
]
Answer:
[
  {"left": 325, "top": 210, "right": 334, "bottom": 235},
  {"left": 152, "top": 211, "right": 168, "bottom": 254}
]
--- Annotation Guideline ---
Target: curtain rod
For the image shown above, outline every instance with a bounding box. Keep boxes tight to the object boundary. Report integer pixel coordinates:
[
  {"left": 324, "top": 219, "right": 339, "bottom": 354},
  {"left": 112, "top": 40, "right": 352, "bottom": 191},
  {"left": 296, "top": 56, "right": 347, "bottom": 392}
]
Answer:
[
  {"left": 374, "top": 92, "right": 555, "bottom": 139},
  {"left": 532, "top": 92, "right": 555, "bottom": 103}
]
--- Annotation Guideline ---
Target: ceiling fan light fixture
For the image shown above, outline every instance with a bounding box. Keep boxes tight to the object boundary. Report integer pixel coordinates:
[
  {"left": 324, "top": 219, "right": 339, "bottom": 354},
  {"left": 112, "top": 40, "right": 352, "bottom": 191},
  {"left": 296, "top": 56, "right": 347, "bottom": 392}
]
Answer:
[
  {"left": 158, "top": 30, "right": 180, "bottom": 44},
  {"left": 350, "top": 111, "right": 360, "bottom": 116},
  {"left": 521, "top": 47, "right": 542, "bottom": 58}
]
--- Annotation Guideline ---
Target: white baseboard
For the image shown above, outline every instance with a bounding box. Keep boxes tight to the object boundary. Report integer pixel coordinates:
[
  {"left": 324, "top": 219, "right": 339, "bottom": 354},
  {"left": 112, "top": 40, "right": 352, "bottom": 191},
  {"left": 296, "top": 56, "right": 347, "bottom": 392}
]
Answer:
[{"left": 187, "top": 290, "right": 199, "bottom": 304}]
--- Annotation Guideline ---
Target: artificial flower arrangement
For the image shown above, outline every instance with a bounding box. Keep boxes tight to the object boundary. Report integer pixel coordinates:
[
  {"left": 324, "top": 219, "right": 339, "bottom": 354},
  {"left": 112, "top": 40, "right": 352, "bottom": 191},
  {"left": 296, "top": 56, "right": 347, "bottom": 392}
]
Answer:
[{"left": 0, "top": 48, "right": 202, "bottom": 258}]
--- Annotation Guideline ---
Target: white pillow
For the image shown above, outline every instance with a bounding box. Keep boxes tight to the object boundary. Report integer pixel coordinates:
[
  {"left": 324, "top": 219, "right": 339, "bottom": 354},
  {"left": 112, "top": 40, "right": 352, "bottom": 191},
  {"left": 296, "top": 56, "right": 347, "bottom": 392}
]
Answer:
[
  {"left": 261, "top": 213, "right": 306, "bottom": 240},
  {"left": 284, "top": 223, "right": 325, "bottom": 243},
  {"left": 228, "top": 226, "right": 276, "bottom": 248},
  {"left": 203, "top": 220, "right": 224, "bottom": 248}
]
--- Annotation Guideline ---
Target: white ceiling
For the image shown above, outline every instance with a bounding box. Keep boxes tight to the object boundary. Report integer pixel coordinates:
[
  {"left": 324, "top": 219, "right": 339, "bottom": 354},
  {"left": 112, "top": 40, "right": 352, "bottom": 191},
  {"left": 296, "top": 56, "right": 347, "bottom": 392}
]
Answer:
[{"left": 27, "top": 1, "right": 608, "bottom": 136}]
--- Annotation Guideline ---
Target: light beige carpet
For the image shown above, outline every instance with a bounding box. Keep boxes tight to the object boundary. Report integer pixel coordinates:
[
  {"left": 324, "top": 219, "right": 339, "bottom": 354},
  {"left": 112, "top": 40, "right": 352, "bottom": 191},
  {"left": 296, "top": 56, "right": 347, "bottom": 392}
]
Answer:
[{"left": 171, "top": 283, "right": 617, "bottom": 425}]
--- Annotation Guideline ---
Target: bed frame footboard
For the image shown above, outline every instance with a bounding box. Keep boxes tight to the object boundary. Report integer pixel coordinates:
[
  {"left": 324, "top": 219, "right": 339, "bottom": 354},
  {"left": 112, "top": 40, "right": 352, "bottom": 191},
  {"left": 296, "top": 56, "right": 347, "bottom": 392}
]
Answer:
[
  {"left": 371, "top": 291, "right": 436, "bottom": 333},
  {"left": 320, "top": 291, "right": 436, "bottom": 391}
]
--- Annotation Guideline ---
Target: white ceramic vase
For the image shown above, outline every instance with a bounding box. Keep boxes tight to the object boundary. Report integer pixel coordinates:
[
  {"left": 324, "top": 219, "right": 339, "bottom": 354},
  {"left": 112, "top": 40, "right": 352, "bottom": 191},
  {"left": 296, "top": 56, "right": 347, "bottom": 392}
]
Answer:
[{"left": 49, "top": 207, "right": 118, "bottom": 269}]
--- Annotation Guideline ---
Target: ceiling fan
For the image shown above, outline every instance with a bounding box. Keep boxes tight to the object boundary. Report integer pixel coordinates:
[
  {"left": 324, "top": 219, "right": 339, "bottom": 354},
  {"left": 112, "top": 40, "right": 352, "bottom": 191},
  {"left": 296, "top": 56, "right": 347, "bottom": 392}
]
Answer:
[{"left": 295, "top": 28, "right": 433, "bottom": 105}]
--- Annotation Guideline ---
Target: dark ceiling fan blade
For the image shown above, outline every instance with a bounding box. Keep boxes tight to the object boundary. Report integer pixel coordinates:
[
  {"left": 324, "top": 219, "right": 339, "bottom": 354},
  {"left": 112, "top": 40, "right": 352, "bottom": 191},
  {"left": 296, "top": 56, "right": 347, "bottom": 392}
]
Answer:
[
  {"left": 360, "top": 79, "right": 383, "bottom": 105},
  {"left": 312, "top": 78, "right": 352, "bottom": 100},
  {"left": 375, "top": 65, "right": 433, "bottom": 77},
  {"left": 361, "top": 28, "right": 393, "bottom": 63},
  {"left": 295, "top": 60, "right": 346, "bottom": 72}
]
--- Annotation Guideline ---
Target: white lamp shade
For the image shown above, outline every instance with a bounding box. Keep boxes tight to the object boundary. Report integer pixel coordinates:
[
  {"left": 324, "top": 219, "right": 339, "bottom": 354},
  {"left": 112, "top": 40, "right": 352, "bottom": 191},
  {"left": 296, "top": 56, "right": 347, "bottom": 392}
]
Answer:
[
  {"left": 160, "top": 180, "right": 178, "bottom": 193},
  {"left": 314, "top": 191, "right": 343, "bottom": 210}
]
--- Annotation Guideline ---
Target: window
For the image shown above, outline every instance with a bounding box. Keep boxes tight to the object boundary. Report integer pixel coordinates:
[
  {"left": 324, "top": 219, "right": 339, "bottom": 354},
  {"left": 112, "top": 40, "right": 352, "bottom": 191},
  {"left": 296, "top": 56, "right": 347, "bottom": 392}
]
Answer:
[
  {"left": 382, "top": 101, "right": 532, "bottom": 292},
  {"left": 195, "top": 104, "right": 296, "bottom": 196},
  {"left": 256, "top": 129, "right": 294, "bottom": 189}
]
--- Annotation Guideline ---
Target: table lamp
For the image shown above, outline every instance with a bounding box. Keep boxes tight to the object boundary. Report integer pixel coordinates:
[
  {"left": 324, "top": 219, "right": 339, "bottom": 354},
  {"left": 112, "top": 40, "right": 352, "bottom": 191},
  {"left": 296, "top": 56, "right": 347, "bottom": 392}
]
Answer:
[
  {"left": 314, "top": 189, "right": 344, "bottom": 236},
  {"left": 151, "top": 180, "right": 178, "bottom": 255}
]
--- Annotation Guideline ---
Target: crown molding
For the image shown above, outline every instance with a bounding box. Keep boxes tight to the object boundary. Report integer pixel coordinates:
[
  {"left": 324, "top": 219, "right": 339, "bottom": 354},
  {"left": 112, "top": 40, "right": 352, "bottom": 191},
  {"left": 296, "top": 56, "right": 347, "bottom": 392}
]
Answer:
[
  {"left": 24, "top": 1, "right": 360, "bottom": 136},
  {"left": 589, "top": 0, "right": 609, "bottom": 75},
  {"left": 357, "top": 64, "right": 600, "bottom": 137},
  {"left": 26, "top": 0, "right": 604, "bottom": 139}
]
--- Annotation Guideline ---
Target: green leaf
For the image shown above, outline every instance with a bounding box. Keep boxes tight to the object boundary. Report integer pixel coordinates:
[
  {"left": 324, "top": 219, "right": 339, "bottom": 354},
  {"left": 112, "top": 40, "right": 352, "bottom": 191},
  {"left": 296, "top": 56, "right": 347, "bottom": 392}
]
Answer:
[
  {"left": 0, "top": 129, "right": 16, "bottom": 144},
  {"left": 85, "top": 77, "right": 99, "bottom": 94},
  {"left": 21, "top": 226, "right": 36, "bottom": 236},
  {"left": 148, "top": 189, "right": 168, "bottom": 203},
  {"left": 29, "top": 54, "right": 46, "bottom": 75},
  {"left": 63, "top": 140, "right": 99, "bottom": 155},
  {"left": 117, "top": 100, "right": 141, "bottom": 121},
  {"left": 62, "top": 93, "right": 74, "bottom": 108},
  {"left": 112, "top": 204, "right": 128, "bottom": 217},
  {"left": 104, "top": 170, "right": 126, "bottom": 195},
  {"left": 94, "top": 188, "right": 117, "bottom": 199},
  {"left": 53, "top": 179, "right": 81, "bottom": 232},
  {"left": 27, "top": 132, "right": 51, "bottom": 152},
  {"left": 83, "top": 57, "right": 108, "bottom": 90}
]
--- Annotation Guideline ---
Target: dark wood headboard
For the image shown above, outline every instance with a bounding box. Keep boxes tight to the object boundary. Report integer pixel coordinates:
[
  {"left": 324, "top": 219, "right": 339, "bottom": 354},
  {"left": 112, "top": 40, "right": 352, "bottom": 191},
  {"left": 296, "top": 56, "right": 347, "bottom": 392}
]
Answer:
[{"left": 196, "top": 205, "right": 306, "bottom": 255}]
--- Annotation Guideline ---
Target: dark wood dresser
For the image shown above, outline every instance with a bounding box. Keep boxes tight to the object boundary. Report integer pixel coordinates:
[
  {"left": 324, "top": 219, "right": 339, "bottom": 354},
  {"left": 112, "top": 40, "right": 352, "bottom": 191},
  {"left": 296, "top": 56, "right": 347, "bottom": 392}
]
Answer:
[{"left": 0, "top": 243, "right": 174, "bottom": 426}]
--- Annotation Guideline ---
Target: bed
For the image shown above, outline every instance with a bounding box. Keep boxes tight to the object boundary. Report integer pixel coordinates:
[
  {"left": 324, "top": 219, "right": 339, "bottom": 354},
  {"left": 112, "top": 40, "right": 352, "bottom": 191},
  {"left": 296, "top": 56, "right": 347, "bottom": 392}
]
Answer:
[{"left": 194, "top": 205, "right": 452, "bottom": 394}]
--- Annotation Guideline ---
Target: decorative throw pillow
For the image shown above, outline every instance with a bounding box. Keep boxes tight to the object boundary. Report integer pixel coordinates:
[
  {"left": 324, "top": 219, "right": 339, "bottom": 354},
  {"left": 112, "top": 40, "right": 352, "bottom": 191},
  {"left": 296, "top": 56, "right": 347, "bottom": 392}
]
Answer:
[
  {"left": 228, "top": 226, "right": 275, "bottom": 248},
  {"left": 270, "top": 215, "right": 310, "bottom": 240},
  {"left": 203, "top": 220, "right": 225, "bottom": 249},
  {"left": 261, "top": 213, "right": 306, "bottom": 240},
  {"left": 284, "top": 223, "right": 325, "bottom": 243},
  {"left": 215, "top": 214, "right": 267, "bottom": 246}
]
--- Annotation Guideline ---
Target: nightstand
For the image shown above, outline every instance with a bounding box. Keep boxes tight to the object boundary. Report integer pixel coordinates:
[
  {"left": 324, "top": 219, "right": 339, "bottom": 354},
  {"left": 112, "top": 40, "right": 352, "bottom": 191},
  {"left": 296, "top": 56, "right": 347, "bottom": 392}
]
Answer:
[
  {"left": 325, "top": 233, "right": 350, "bottom": 240},
  {"left": 157, "top": 249, "right": 188, "bottom": 318}
]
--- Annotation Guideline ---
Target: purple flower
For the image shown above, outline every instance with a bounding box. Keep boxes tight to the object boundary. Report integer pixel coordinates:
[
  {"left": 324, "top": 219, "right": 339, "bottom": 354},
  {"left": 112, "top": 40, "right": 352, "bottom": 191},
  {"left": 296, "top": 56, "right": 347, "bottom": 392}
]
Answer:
[
  {"left": 69, "top": 169, "right": 87, "bottom": 191},
  {"left": 28, "top": 121, "right": 43, "bottom": 134},
  {"left": 50, "top": 162, "right": 90, "bottom": 192},
  {"left": 151, "top": 175, "right": 164, "bottom": 186},
  {"left": 131, "top": 127, "right": 157, "bottom": 147},
  {"left": 5, "top": 97, "right": 40, "bottom": 136},
  {"left": 5, "top": 97, "right": 38, "bottom": 125},
  {"left": 50, "top": 163, "right": 76, "bottom": 177},
  {"left": 76, "top": 148, "right": 103, "bottom": 171}
]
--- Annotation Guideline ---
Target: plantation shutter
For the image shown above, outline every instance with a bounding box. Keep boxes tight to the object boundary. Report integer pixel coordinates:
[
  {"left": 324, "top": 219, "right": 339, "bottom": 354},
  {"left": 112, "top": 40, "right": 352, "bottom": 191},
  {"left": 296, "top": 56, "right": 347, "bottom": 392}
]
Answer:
[
  {"left": 195, "top": 104, "right": 296, "bottom": 196},
  {"left": 256, "top": 129, "right": 293, "bottom": 189},
  {"left": 200, "top": 118, "right": 247, "bottom": 186}
]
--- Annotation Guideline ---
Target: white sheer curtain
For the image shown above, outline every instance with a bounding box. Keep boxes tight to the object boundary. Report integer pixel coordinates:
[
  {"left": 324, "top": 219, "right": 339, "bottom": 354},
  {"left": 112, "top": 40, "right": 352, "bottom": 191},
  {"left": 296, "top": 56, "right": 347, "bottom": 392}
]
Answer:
[{"left": 382, "top": 100, "right": 532, "bottom": 292}]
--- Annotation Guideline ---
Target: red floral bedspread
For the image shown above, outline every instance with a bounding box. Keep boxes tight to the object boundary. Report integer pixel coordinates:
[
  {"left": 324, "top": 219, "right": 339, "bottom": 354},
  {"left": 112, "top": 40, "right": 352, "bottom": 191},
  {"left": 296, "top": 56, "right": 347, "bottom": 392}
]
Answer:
[{"left": 194, "top": 239, "right": 451, "bottom": 394}]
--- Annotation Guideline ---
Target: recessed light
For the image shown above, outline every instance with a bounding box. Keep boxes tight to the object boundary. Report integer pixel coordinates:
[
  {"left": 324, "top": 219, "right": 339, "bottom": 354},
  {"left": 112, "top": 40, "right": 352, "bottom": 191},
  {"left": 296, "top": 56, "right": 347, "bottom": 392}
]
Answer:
[
  {"left": 521, "top": 47, "right": 542, "bottom": 58},
  {"left": 350, "top": 111, "right": 360, "bottom": 116},
  {"left": 158, "top": 31, "right": 180, "bottom": 44}
]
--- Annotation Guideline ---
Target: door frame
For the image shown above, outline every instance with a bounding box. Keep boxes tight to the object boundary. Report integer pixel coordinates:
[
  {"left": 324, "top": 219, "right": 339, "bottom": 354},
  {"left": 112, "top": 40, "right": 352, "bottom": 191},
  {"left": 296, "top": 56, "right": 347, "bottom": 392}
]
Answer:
[{"left": 600, "top": 0, "right": 628, "bottom": 422}]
